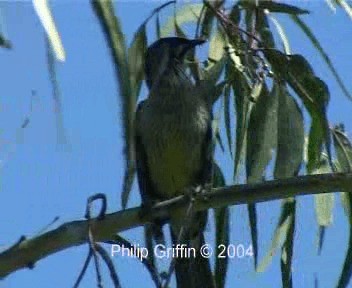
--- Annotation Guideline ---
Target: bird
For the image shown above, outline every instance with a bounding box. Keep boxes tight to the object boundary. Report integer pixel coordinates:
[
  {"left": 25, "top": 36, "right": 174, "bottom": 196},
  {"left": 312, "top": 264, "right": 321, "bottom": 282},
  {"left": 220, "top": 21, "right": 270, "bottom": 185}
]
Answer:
[{"left": 134, "top": 37, "right": 215, "bottom": 288}]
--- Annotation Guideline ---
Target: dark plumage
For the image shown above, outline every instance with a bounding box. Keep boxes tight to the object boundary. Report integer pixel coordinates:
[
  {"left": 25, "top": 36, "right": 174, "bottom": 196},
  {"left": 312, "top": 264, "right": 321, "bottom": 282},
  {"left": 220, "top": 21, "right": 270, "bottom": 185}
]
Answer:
[{"left": 135, "top": 37, "right": 215, "bottom": 288}]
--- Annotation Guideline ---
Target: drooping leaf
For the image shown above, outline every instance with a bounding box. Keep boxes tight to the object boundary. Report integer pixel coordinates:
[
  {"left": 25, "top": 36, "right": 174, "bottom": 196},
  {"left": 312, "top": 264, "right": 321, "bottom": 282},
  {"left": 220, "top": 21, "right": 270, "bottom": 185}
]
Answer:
[
  {"left": 247, "top": 83, "right": 278, "bottom": 181},
  {"left": 274, "top": 86, "right": 304, "bottom": 179},
  {"left": 246, "top": 83, "right": 279, "bottom": 268},
  {"left": 223, "top": 84, "right": 232, "bottom": 157},
  {"left": 213, "top": 162, "right": 230, "bottom": 288},
  {"left": 311, "top": 154, "right": 334, "bottom": 253},
  {"left": 46, "top": 36, "right": 68, "bottom": 147},
  {"left": 239, "top": 1, "right": 309, "bottom": 15},
  {"left": 128, "top": 24, "right": 147, "bottom": 100},
  {"left": 256, "top": 10, "right": 275, "bottom": 48},
  {"left": 161, "top": 3, "right": 204, "bottom": 37},
  {"left": 268, "top": 14, "right": 290, "bottom": 54},
  {"left": 33, "top": 0, "right": 65, "bottom": 61},
  {"left": 332, "top": 126, "right": 352, "bottom": 288},
  {"left": 92, "top": 1, "right": 135, "bottom": 209},
  {"left": 257, "top": 199, "right": 295, "bottom": 272},
  {"left": 156, "top": 14, "right": 161, "bottom": 39},
  {"left": 290, "top": 15, "right": 352, "bottom": 101},
  {"left": 280, "top": 200, "right": 296, "bottom": 288},
  {"left": 335, "top": 0, "right": 352, "bottom": 19},
  {"left": 208, "top": 26, "right": 226, "bottom": 62},
  {"left": 273, "top": 85, "right": 302, "bottom": 286},
  {"left": 0, "top": 33, "right": 11, "bottom": 49},
  {"left": 199, "top": 2, "right": 217, "bottom": 39},
  {"left": 174, "top": 18, "right": 187, "bottom": 38},
  {"left": 264, "top": 50, "right": 331, "bottom": 173},
  {"left": 226, "top": 62, "right": 250, "bottom": 179}
]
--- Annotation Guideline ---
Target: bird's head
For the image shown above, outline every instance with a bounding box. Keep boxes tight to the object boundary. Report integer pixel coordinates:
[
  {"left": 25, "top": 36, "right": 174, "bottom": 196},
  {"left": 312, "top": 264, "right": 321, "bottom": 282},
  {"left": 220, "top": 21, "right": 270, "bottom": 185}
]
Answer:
[{"left": 144, "top": 37, "right": 205, "bottom": 90}]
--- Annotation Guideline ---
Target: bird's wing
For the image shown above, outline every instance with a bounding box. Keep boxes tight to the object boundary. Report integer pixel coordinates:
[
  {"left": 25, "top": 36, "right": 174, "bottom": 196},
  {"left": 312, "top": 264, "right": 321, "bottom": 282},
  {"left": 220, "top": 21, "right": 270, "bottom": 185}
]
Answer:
[
  {"left": 198, "top": 109, "right": 214, "bottom": 186},
  {"left": 135, "top": 100, "right": 154, "bottom": 205},
  {"left": 135, "top": 100, "right": 165, "bottom": 245}
]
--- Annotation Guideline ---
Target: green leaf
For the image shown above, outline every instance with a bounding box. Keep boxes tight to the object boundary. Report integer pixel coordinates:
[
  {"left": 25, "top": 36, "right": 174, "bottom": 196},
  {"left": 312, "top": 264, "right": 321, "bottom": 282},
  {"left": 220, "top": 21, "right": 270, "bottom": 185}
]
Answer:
[
  {"left": 271, "top": 86, "right": 302, "bottom": 287},
  {"left": 246, "top": 84, "right": 278, "bottom": 182},
  {"left": 227, "top": 66, "right": 250, "bottom": 179},
  {"left": 213, "top": 162, "right": 229, "bottom": 288},
  {"left": 332, "top": 126, "right": 352, "bottom": 288},
  {"left": 174, "top": 19, "right": 187, "bottom": 38},
  {"left": 204, "top": 56, "right": 226, "bottom": 85},
  {"left": 257, "top": 199, "right": 295, "bottom": 272},
  {"left": 256, "top": 11, "right": 275, "bottom": 48},
  {"left": 215, "top": 207, "right": 230, "bottom": 288},
  {"left": 274, "top": 86, "right": 304, "bottom": 179},
  {"left": 311, "top": 154, "right": 334, "bottom": 253},
  {"left": 239, "top": 1, "right": 309, "bottom": 15},
  {"left": 92, "top": 1, "right": 135, "bottom": 209},
  {"left": 226, "top": 44, "right": 245, "bottom": 73},
  {"left": 208, "top": 27, "right": 226, "bottom": 61},
  {"left": 246, "top": 83, "right": 279, "bottom": 268},
  {"left": 156, "top": 14, "right": 161, "bottom": 39},
  {"left": 284, "top": 54, "right": 331, "bottom": 172},
  {"left": 0, "top": 33, "right": 11, "bottom": 49},
  {"left": 199, "top": 3, "right": 216, "bottom": 39},
  {"left": 161, "top": 3, "right": 203, "bottom": 37},
  {"left": 223, "top": 84, "right": 232, "bottom": 158},
  {"left": 280, "top": 200, "right": 296, "bottom": 288},
  {"left": 290, "top": 15, "right": 352, "bottom": 101},
  {"left": 312, "top": 156, "right": 334, "bottom": 227},
  {"left": 128, "top": 24, "right": 147, "bottom": 100}
]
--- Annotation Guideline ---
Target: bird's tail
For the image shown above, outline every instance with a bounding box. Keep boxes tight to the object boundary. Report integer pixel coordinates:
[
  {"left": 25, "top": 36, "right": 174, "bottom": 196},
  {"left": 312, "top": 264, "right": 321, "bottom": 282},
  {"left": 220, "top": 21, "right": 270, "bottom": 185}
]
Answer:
[{"left": 171, "top": 226, "right": 215, "bottom": 288}]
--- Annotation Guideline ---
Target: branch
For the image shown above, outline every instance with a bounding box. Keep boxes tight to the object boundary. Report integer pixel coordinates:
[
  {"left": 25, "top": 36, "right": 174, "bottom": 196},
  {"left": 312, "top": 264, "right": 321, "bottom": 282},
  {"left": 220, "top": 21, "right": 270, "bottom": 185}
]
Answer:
[{"left": 1, "top": 172, "right": 352, "bottom": 279}]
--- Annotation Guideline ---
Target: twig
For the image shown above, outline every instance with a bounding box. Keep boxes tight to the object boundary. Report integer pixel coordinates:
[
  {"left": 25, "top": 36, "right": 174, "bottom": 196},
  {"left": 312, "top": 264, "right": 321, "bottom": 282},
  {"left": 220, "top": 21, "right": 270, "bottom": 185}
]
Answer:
[
  {"left": 106, "top": 235, "right": 161, "bottom": 288},
  {"left": 95, "top": 244, "right": 121, "bottom": 288},
  {"left": 72, "top": 250, "right": 92, "bottom": 288},
  {"left": 2, "top": 173, "right": 352, "bottom": 279},
  {"left": 162, "top": 194, "right": 196, "bottom": 288}
]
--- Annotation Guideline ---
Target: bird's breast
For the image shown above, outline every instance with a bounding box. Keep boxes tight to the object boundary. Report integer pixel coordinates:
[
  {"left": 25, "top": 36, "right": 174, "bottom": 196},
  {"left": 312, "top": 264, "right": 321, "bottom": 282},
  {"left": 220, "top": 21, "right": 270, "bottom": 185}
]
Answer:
[{"left": 141, "top": 97, "right": 210, "bottom": 199}]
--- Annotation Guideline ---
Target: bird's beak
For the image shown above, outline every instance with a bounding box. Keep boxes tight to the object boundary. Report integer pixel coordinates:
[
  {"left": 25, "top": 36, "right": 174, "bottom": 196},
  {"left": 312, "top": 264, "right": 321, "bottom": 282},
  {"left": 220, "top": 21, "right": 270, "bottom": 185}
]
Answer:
[
  {"left": 188, "top": 38, "right": 206, "bottom": 49},
  {"left": 179, "top": 38, "right": 206, "bottom": 59}
]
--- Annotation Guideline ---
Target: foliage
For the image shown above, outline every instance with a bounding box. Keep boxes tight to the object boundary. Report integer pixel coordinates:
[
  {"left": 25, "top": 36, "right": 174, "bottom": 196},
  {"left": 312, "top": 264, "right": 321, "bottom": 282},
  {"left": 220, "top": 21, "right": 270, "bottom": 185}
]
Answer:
[{"left": 2, "top": 0, "right": 352, "bottom": 287}]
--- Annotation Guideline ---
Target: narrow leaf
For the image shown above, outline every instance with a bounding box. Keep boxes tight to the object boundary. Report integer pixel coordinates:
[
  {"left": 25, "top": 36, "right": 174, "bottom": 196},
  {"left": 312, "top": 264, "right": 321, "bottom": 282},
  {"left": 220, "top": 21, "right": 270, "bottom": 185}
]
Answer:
[
  {"left": 46, "top": 36, "right": 68, "bottom": 148},
  {"left": 290, "top": 15, "right": 352, "bottom": 101},
  {"left": 161, "top": 3, "right": 203, "bottom": 37},
  {"left": 246, "top": 83, "right": 279, "bottom": 268},
  {"left": 239, "top": 1, "right": 309, "bottom": 15},
  {"left": 280, "top": 200, "right": 296, "bottom": 288},
  {"left": 228, "top": 66, "right": 250, "bottom": 179},
  {"left": 0, "top": 33, "right": 11, "bottom": 49},
  {"left": 268, "top": 14, "right": 290, "bottom": 54},
  {"left": 257, "top": 199, "right": 294, "bottom": 272},
  {"left": 274, "top": 86, "right": 304, "bottom": 179},
  {"left": 33, "top": 0, "right": 65, "bottom": 61},
  {"left": 128, "top": 24, "right": 147, "bottom": 100},
  {"left": 332, "top": 126, "right": 352, "bottom": 288},
  {"left": 310, "top": 154, "right": 334, "bottom": 253},
  {"left": 208, "top": 27, "right": 226, "bottom": 61},
  {"left": 273, "top": 86, "right": 302, "bottom": 287},
  {"left": 92, "top": 1, "right": 135, "bottom": 208},
  {"left": 213, "top": 162, "right": 230, "bottom": 288},
  {"left": 336, "top": 0, "right": 352, "bottom": 19},
  {"left": 223, "top": 84, "right": 232, "bottom": 157}
]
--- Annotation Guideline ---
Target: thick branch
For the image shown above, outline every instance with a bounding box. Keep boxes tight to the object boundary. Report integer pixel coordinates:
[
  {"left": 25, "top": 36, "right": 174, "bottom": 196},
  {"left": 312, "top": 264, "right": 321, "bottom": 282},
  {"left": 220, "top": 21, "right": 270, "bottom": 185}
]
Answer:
[{"left": 1, "top": 172, "right": 351, "bottom": 279}]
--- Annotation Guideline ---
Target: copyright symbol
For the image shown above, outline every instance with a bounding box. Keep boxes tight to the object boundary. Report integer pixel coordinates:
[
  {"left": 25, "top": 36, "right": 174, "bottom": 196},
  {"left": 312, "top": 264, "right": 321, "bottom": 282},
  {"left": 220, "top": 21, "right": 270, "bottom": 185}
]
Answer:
[{"left": 200, "top": 244, "right": 212, "bottom": 258}]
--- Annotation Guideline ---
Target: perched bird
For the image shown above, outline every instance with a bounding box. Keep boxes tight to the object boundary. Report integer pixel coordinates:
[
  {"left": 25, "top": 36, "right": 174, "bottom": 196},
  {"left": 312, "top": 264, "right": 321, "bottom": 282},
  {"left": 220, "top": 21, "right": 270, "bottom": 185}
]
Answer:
[{"left": 135, "top": 37, "right": 215, "bottom": 288}]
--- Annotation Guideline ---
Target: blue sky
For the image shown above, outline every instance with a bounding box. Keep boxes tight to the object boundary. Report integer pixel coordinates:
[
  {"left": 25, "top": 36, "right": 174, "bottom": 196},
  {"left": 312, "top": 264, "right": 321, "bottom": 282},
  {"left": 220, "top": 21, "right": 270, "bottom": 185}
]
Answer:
[{"left": 1, "top": 1, "right": 352, "bottom": 288}]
